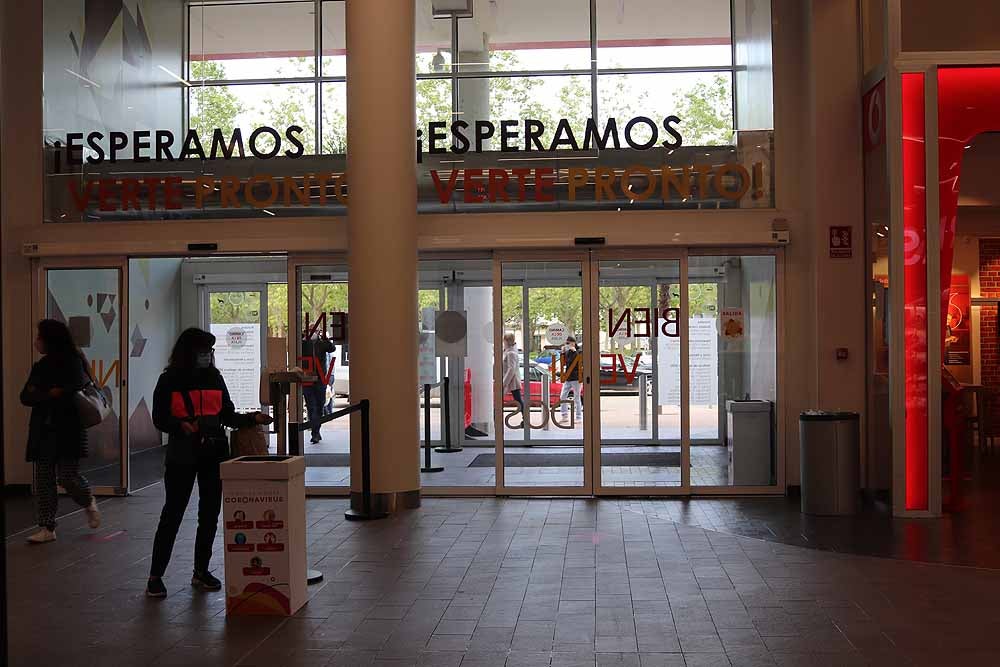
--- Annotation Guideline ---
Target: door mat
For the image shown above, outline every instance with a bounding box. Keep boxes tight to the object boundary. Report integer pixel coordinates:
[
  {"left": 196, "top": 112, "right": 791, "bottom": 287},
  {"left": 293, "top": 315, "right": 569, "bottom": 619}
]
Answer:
[
  {"left": 302, "top": 453, "right": 351, "bottom": 467},
  {"left": 469, "top": 453, "right": 681, "bottom": 468}
]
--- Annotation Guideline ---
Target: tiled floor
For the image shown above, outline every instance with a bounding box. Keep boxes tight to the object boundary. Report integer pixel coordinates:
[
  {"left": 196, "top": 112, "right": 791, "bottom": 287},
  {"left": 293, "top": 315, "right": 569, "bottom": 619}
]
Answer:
[{"left": 8, "top": 487, "right": 1000, "bottom": 666}]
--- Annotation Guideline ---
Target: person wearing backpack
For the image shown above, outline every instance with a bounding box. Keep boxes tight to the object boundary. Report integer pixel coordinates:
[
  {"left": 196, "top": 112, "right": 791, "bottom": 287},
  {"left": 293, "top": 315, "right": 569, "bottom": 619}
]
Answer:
[
  {"left": 20, "top": 319, "right": 102, "bottom": 544},
  {"left": 146, "top": 328, "right": 272, "bottom": 598}
]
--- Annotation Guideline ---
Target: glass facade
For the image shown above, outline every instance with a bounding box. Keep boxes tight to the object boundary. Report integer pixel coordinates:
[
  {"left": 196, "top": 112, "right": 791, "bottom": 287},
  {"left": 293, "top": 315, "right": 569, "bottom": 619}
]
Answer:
[{"left": 42, "top": 0, "right": 774, "bottom": 222}]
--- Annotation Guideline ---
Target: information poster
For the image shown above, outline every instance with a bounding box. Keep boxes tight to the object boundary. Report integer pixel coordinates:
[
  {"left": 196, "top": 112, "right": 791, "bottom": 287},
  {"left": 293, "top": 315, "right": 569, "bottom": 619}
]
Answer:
[
  {"left": 223, "top": 480, "right": 291, "bottom": 614},
  {"left": 945, "top": 274, "right": 971, "bottom": 365},
  {"left": 211, "top": 323, "right": 261, "bottom": 412},
  {"left": 657, "top": 318, "right": 719, "bottom": 406}
]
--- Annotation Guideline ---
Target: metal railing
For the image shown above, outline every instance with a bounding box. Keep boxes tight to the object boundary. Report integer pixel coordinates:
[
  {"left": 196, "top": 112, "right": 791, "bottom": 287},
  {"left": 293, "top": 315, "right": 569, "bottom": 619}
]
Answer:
[{"left": 288, "top": 399, "right": 386, "bottom": 522}]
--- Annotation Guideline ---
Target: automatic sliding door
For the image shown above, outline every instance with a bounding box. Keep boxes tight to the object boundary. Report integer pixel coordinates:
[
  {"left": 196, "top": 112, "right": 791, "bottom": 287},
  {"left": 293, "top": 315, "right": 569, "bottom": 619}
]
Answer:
[
  {"left": 296, "top": 265, "right": 350, "bottom": 489},
  {"left": 499, "top": 260, "right": 588, "bottom": 491},
  {"left": 42, "top": 265, "right": 126, "bottom": 494},
  {"left": 596, "top": 259, "right": 683, "bottom": 489},
  {"left": 416, "top": 259, "right": 496, "bottom": 488}
]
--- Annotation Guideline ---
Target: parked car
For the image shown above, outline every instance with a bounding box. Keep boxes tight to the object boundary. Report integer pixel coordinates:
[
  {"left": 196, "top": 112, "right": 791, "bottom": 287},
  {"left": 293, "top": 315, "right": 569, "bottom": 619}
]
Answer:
[
  {"left": 598, "top": 354, "right": 652, "bottom": 394},
  {"left": 503, "top": 360, "right": 573, "bottom": 408}
]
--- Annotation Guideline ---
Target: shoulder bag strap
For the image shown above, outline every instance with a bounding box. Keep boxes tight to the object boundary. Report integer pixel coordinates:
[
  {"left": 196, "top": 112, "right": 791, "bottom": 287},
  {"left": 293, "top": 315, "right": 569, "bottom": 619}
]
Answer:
[{"left": 180, "top": 390, "right": 197, "bottom": 421}]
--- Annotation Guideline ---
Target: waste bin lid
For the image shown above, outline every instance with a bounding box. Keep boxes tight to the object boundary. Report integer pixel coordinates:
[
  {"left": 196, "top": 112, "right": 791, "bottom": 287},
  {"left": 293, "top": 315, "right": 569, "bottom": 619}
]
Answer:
[
  {"left": 726, "top": 400, "right": 772, "bottom": 413},
  {"left": 799, "top": 410, "right": 860, "bottom": 421}
]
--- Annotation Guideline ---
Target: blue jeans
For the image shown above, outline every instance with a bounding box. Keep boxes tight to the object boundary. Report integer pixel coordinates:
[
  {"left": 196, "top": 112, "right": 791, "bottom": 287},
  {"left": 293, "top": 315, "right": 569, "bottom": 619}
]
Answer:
[{"left": 303, "top": 383, "right": 326, "bottom": 438}]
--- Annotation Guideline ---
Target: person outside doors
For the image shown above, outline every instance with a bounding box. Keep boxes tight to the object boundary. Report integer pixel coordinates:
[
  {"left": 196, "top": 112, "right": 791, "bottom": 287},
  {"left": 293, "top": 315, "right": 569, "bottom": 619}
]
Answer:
[
  {"left": 301, "top": 333, "right": 335, "bottom": 443},
  {"left": 502, "top": 333, "right": 524, "bottom": 418},
  {"left": 559, "top": 336, "right": 583, "bottom": 422}
]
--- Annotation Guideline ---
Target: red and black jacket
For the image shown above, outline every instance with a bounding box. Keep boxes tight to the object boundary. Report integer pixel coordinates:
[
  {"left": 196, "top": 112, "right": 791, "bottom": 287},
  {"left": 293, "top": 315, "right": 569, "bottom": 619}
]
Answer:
[{"left": 152, "top": 366, "right": 255, "bottom": 464}]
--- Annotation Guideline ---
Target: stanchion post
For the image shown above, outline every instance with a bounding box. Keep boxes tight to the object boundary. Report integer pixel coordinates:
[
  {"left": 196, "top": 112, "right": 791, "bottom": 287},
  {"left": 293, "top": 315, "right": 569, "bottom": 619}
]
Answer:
[
  {"left": 639, "top": 373, "right": 648, "bottom": 431},
  {"left": 435, "top": 376, "right": 463, "bottom": 453},
  {"left": 421, "top": 384, "right": 443, "bottom": 472},
  {"left": 345, "top": 399, "right": 389, "bottom": 522}
]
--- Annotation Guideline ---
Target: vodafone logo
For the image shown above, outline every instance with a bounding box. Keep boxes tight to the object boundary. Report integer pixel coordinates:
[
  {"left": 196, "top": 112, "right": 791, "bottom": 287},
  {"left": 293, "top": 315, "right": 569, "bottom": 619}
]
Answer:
[
  {"left": 868, "top": 88, "right": 883, "bottom": 146},
  {"left": 864, "top": 81, "right": 886, "bottom": 152}
]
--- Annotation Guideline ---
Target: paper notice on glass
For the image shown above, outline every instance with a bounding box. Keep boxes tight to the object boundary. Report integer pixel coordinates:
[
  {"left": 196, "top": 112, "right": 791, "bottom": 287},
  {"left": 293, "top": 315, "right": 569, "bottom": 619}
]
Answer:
[
  {"left": 211, "top": 323, "right": 261, "bottom": 412},
  {"left": 658, "top": 318, "right": 718, "bottom": 407}
]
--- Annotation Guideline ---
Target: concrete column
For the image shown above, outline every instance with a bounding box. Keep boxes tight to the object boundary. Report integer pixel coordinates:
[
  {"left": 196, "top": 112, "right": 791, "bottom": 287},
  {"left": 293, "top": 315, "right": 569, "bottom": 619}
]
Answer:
[
  {"left": 346, "top": 0, "right": 419, "bottom": 512},
  {"left": 805, "top": 1, "right": 867, "bottom": 483},
  {"left": 2, "top": 0, "right": 43, "bottom": 485}
]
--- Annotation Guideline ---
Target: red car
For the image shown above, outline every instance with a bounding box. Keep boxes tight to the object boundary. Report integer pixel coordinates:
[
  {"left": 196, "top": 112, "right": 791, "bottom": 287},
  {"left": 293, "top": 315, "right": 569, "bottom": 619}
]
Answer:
[{"left": 503, "top": 361, "right": 581, "bottom": 408}]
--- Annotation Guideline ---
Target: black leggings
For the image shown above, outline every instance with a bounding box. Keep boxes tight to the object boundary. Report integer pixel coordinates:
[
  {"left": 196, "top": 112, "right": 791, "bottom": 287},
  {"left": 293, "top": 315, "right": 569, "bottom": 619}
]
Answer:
[{"left": 150, "top": 459, "right": 222, "bottom": 577}]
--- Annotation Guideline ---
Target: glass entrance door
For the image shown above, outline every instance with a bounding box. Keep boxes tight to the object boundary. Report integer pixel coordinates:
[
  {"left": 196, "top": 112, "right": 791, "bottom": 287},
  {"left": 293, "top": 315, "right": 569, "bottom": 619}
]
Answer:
[
  {"left": 39, "top": 262, "right": 127, "bottom": 494},
  {"left": 593, "top": 256, "right": 688, "bottom": 492},
  {"left": 498, "top": 258, "right": 592, "bottom": 493}
]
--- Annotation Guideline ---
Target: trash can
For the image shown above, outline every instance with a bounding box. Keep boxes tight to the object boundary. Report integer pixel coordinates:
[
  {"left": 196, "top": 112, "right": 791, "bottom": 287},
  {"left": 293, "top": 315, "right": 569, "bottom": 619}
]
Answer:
[
  {"left": 799, "top": 411, "right": 860, "bottom": 515},
  {"left": 726, "top": 400, "right": 774, "bottom": 486},
  {"left": 220, "top": 455, "right": 307, "bottom": 616}
]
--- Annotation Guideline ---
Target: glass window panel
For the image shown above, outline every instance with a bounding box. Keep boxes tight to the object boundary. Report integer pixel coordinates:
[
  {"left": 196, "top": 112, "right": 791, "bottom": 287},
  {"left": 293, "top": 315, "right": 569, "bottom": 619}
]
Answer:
[
  {"left": 416, "top": 259, "right": 496, "bottom": 488},
  {"left": 298, "top": 265, "right": 350, "bottom": 487},
  {"left": 189, "top": 83, "right": 317, "bottom": 154},
  {"left": 456, "top": 0, "right": 591, "bottom": 73},
  {"left": 500, "top": 261, "right": 585, "bottom": 488},
  {"left": 465, "top": 74, "right": 592, "bottom": 148},
  {"left": 598, "top": 72, "right": 733, "bottom": 146},
  {"left": 598, "top": 260, "right": 681, "bottom": 488},
  {"left": 416, "top": 0, "right": 453, "bottom": 74},
  {"left": 688, "top": 255, "right": 777, "bottom": 487},
  {"left": 128, "top": 259, "right": 182, "bottom": 491},
  {"left": 46, "top": 268, "right": 122, "bottom": 489},
  {"left": 321, "top": 1, "right": 346, "bottom": 76},
  {"left": 189, "top": 1, "right": 317, "bottom": 81},
  {"left": 596, "top": 0, "right": 732, "bottom": 69},
  {"left": 321, "top": 82, "right": 347, "bottom": 154},
  {"left": 417, "top": 78, "right": 453, "bottom": 129}
]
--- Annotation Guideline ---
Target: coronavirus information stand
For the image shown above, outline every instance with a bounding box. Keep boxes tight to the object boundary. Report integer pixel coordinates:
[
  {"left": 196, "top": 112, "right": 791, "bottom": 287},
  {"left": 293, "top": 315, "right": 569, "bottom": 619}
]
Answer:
[{"left": 220, "top": 455, "right": 307, "bottom": 616}]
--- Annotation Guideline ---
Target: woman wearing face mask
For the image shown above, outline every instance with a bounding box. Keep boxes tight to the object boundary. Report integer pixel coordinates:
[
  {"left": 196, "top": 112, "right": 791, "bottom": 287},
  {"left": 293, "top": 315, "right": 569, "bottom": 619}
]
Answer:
[{"left": 146, "top": 328, "right": 272, "bottom": 598}]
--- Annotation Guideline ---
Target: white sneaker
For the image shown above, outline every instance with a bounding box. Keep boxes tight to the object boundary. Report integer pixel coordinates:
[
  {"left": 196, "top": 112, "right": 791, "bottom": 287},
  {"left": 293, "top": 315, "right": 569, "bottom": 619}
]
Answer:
[
  {"left": 85, "top": 499, "right": 101, "bottom": 529},
  {"left": 27, "top": 528, "right": 57, "bottom": 544}
]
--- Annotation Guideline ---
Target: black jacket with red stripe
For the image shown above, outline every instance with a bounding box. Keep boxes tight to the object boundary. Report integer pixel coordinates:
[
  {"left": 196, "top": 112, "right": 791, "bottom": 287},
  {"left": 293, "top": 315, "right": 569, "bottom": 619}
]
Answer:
[{"left": 152, "top": 366, "right": 255, "bottom": 465}]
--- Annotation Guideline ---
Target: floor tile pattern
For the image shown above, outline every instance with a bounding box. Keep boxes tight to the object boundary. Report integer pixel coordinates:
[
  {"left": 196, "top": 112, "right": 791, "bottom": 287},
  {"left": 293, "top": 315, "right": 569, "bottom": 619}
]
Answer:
[{"left": 8, "top": 491, "right": 1000, "bottom": 666}]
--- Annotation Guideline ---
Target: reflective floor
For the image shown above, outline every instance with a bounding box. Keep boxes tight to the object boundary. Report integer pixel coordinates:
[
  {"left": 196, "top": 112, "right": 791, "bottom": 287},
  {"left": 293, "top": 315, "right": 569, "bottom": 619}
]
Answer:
[{"left": 7, "top": 479, "right": 1000, "bottom": 666}]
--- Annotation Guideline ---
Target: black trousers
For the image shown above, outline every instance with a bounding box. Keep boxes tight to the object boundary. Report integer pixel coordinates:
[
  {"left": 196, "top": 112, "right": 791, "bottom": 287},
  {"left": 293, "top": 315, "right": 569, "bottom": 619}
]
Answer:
[{"left": 150, "top": 459, "right": 222, "bottom": 577}]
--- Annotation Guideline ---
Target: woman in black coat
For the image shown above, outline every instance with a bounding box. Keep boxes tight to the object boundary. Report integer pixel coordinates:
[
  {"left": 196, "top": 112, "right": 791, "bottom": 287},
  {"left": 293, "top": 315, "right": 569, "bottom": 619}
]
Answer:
[
  {"left": 20, "top": 319, "right": 102, "bottom": 544},
  {"left": 146, "top": 327, "right": 272, "bottom": 598}
]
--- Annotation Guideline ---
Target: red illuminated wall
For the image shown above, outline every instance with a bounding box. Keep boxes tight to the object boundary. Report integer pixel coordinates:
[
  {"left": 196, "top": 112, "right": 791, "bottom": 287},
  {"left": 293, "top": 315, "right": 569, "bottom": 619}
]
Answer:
[
  {"left": 902, "top": 72, "right": 928, "bottom": 511},
  {"left": 900, "top": 66, "right": 1000, "bottom": 511}
]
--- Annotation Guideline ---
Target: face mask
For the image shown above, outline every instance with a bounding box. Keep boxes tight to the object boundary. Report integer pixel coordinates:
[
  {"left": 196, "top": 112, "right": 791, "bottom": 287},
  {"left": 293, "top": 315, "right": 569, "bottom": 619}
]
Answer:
[{"left": 195, "top": 351, "right": 213, "bottom": 369}]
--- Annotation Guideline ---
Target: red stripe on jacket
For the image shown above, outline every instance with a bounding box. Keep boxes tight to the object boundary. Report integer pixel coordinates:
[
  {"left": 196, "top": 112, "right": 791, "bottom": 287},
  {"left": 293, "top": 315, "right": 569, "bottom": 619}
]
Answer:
[{"left": 170, "top": 389, "right": 224, "bottom": 418}]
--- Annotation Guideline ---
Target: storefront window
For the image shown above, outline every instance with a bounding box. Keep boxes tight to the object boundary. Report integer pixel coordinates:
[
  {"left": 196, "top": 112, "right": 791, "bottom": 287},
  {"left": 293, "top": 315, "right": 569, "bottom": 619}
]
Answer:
[
  {"left": 595, "top": 0, "right": 732, "bottom": 69},
  {"left": 189, "top": 1, "right": 317, "bottom": 81}
]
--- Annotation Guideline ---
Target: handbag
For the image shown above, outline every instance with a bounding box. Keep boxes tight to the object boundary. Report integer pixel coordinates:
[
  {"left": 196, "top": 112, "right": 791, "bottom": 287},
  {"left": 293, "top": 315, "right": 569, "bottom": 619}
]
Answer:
[
  {"left": 230, "top": 424, "right": 269, "bottom": 457},
  {"left": 73, "top": 362, "right": 111, "bottom": 428},
  {"left": 180, "top": 390, "right": 231, "bottom": 460}
]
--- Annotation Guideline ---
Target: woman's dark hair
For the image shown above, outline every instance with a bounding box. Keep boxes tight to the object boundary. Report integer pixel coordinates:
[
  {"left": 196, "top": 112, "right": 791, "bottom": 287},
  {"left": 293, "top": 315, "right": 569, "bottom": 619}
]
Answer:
[
  {"left": 168, "top": 328, "right": 216, "bottom": 369},
  {"left": 36, "top": 319, "right": 85, "bottom": 360}
]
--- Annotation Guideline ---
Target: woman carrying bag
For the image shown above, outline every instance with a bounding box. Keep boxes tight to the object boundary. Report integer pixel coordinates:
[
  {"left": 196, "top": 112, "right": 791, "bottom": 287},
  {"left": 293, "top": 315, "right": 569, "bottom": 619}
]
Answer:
[
  {"left": 146, "top": 328, "right": 272, "bottom": 599},
  {"left": 20, "top": 319, "right": 102, "bottom": 544}
]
